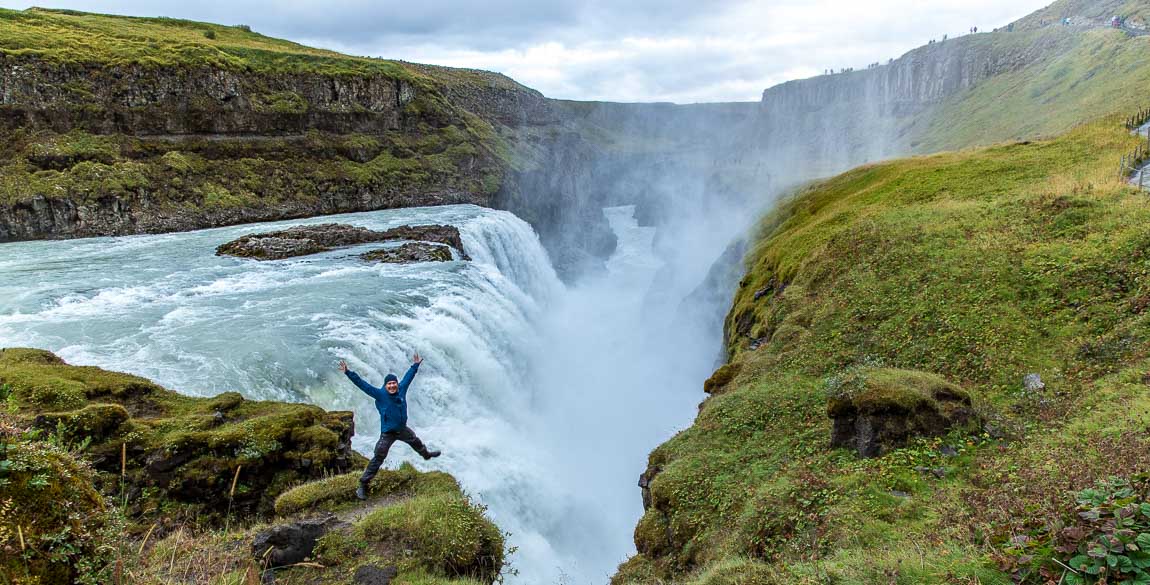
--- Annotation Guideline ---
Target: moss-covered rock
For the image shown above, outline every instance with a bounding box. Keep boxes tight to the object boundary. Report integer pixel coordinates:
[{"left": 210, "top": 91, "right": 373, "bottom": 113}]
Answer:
[
  {"left": 0, "top": 347, "right": 366, "bottom": 525},
  {"left": 703, "top": 362, "right": 741, "bottom": 394},
  {"left": 826, "top": 368, "right": 977, "bottom": 457},
  {"left": 355, "top": 492, "right": 503, "bottom": 582},
  {"left": 275, "top": 464, "right": 460, "bottom": 517}
]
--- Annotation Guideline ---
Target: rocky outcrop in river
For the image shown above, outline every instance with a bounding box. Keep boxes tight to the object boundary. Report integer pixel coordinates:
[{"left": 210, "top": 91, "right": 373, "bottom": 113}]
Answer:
[{"left": 215, "top": 222, "right": 469, "bottom": 260}]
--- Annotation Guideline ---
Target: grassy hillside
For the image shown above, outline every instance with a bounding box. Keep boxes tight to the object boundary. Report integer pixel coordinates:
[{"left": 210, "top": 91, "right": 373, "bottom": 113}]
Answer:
[
  {"left": 614, "top": 117, "right": 1150, "bottom": 584},
  {"left": 914, "top": 29, "right": 1150, "bottom": 152}
]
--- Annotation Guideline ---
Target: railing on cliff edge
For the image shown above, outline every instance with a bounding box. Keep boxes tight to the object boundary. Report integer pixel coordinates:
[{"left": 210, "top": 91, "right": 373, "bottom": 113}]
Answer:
[{"left": 1120, "top": 107, "right": 1150, "bottom": 187}]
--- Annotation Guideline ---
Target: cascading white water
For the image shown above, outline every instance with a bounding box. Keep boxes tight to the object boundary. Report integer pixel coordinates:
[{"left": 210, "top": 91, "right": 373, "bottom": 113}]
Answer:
[{"left": 0, "top": 203, "right": 711, "bottom": 584}]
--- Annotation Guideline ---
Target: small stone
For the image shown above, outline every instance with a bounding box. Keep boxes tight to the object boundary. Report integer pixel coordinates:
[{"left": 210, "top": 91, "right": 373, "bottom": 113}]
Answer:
[
  {"left": 931, "top": 467, "right": 947, "bottom": 479},
  {"left": 889, "top": 490, "right": 910, "bottom": 499},
  {"left": 1022, "top": 373, "right": 1045, "bottom": 392},
  {"left": 939, "top": 445, "right": 959, "bottom": 457}
]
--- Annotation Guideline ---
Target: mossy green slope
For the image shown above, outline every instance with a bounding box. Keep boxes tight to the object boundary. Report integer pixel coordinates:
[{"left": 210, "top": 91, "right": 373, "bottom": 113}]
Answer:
[
  {"left": 0, "top": 127, "right": 500, "bottom": 208},
  {"left": 615, "top": 119, "right": 1150, "bottom": 584}
]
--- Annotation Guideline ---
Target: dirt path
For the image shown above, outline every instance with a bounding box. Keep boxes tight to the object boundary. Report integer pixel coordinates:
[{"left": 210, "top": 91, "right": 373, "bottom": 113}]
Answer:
[{"left": 333, "top": 493, "right": 407, "bottom": 524}]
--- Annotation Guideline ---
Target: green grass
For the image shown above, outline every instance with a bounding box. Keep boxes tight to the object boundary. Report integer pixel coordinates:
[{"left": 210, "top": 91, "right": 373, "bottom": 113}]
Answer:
[
  {"left": 0, "top": 436, "right": 115, "bottom": 584},
  {"left": 354, "top": 492, "right": 504, "bottom": 581},
  {"left": 614, "top": 119, "right": 1150, "bottom": 584},
  {"left": 0, "top": 127, "right": 500, "bottom": 210}
]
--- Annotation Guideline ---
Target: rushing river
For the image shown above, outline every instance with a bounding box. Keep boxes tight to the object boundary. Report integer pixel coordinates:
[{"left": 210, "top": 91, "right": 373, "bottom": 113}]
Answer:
[{"left": 0, "top": 203, "right": 711, "bottom": 583}]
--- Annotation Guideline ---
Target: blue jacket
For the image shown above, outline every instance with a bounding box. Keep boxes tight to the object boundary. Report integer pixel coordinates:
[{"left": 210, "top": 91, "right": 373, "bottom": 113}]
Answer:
[{"left": 346, "top": 362, "right": 420, "bottom": 434}]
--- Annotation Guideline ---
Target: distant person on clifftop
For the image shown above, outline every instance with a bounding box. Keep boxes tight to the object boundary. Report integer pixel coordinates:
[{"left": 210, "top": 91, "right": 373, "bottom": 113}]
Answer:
[{"left": 340, "top": 353, "right": 441, "bottom": 500}]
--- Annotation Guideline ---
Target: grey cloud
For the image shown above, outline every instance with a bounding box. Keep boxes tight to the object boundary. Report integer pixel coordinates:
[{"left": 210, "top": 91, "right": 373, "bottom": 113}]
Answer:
[{"left": 8, "top": 0, "right": 746, "bottom": 50}]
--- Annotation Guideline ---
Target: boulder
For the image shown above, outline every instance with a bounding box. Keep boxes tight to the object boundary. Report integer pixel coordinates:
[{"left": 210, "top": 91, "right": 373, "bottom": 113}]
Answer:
[
  {"left": 703, "top": 362, "right": 741, "bottom": 394},
  {"left": 827, "top": 368, "right": 978, "bottom": 458},
  {"left": 361, "top": 242, "right": 454, "bottom": 264},
  {"left": 251, "top": 515, "right": 347, "bottom": 568},
  {"left": 216, "top": 223, "right": 469, "bottom": 260}
]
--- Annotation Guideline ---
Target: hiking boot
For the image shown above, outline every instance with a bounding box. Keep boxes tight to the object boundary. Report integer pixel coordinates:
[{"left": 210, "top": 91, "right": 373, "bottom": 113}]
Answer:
[
  {"left": 423, "top": 450, "right": 441, "bottom": 460},
  {"left": 355, "top": 484, "right": 368, "bottom": 501}
]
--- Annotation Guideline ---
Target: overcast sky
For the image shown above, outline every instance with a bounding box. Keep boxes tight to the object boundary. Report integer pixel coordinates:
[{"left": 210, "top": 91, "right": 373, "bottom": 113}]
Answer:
[{"left": 4, "top": 0, "right": 1053, "bottom": 103}]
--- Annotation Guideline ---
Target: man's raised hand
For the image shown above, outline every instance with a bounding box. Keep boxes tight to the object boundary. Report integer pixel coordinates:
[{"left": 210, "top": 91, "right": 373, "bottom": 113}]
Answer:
[
  {"left": 413, "top": 352, "right": 422, "bottom": 365},
  {"left": 338, "top": 360, "right": 349, "bottom": 373}
]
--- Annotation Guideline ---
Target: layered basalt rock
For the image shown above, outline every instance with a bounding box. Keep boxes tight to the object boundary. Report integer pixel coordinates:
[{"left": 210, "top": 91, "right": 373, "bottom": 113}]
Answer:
[{"left": 215, "top": 222, "right": 469, "bottom": 260}]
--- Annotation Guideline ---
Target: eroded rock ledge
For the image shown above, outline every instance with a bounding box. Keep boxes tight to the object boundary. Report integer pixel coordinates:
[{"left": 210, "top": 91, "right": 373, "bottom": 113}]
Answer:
[
  {"left": 0, "top": 347, "right": 364, "bottom": 523},
  {"left": 215, "top": 222, "right": 469, "bottom": 261}
]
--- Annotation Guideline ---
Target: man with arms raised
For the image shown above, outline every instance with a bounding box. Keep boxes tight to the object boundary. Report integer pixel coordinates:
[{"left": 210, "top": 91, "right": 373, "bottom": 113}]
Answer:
[{"left": 339, "top": 352, "right": 441, "bottom": 500}]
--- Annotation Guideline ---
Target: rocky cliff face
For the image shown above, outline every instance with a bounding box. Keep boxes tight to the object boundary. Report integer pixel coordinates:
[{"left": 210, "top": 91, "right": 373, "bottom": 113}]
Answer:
[
  {"left": 760, "top": 30, "right": 1072, "bottom": 116},
  {"left": 0, "top": 58, "right": 412, "bottom": 135},
  {"left": 0, "top": 55, "right": 513, "bottom": 242},
  {"left": 754, "top": 27, "right": 1079, "bottom": 177},
  {"left": 0, "top": 8, "right": 554, "bottom": 244}
]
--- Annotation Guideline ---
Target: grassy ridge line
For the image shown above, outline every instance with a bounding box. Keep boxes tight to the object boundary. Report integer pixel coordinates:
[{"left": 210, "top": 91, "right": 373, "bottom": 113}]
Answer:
[
  {"left": 0, "top": 7, "right": 533, "bottom": 94},
  {"left": 0, "top": 6, "right": 416, "bottom": 78},
  {"left": 614, "top": 118, "right": 1150, "bottom": 584}
]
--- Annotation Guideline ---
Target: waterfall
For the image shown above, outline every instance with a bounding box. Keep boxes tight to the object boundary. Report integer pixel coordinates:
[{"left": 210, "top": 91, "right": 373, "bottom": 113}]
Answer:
[{"left": 0, "top": 203, "right": 712, "bottom": 584}]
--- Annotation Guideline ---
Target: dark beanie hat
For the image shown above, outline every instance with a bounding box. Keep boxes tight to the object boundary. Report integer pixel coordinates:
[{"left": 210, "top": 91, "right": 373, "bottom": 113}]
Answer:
[{"left": 384, "top": 373, "right": 399, "bottom": 384}]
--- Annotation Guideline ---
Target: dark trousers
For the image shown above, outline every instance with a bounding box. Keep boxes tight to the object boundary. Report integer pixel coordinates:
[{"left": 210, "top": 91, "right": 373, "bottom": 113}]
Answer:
[{"left": 360, "top": 426, "right": 431, "bottom": 485}]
